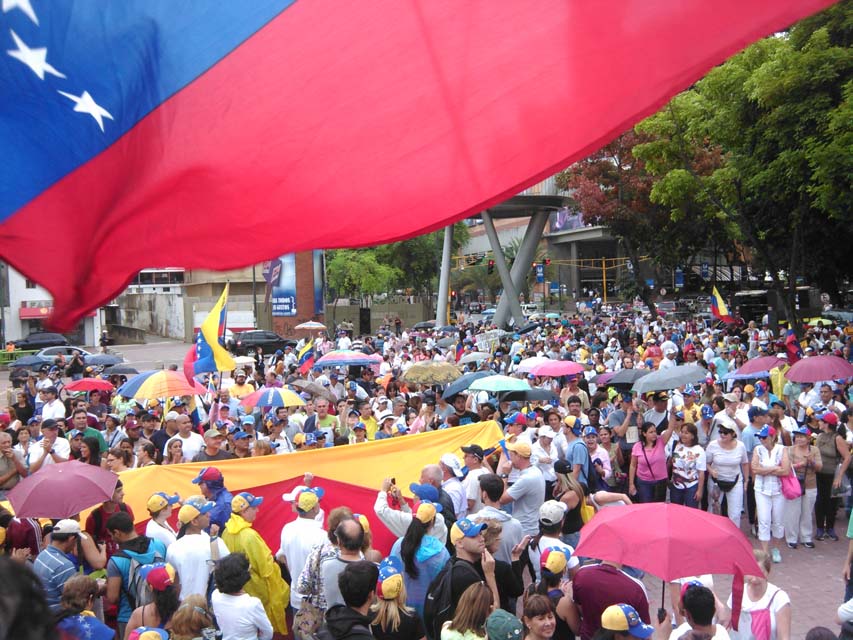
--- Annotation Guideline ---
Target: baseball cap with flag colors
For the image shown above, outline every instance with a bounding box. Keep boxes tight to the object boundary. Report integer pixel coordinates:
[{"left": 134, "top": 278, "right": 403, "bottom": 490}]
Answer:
[
  {"left": 128, "top": 628, "right": 169, "bottom": 640},
  {"left": 450, "top": 517, "right": 487, "bottom": 545},
  {"left": 139, "top": 562, "right": 177, "bottom": 591},
  {"left": 415, "top": 500, "right": 442, "bottom": 524},
  {"left": 147, "top": 492, "right": 180, "bottom": 513},
  {"left": 231, "top": 492, "right": 263, "bottom": 513},
  {"left": 191, "top": 467, "right": 223, "bottom": 484},
  {"left": 540, "top": 547, "right": 570, "bottom": 575},
  {"left": 600, "top": 604, "right": 654, "bottom": 638},
  {"left": 376, "top": 556, "right": 404, "bottom": 600},
  {"left": 178, "top": 495, "right": 215, "bottom": 524}
]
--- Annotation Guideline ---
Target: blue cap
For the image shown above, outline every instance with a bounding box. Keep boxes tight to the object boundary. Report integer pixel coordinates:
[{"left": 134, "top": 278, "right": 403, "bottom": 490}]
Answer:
[
  {"left": 792, "top": 425, "right": 810, "bottom": 436},
  {"left": 396, "top": 423, "right": 408, "bottom": 434},
  {"left": 378, "top": 555, "right": 403, "bottom": 582},
  {"left": 240, "top": 415, "right": 255, "bottom": 425},
  {"left": 581, "top": 426, "right": 598, "bottom": 437},
  {"left": 756, "top": 425, "right": 776, "bottom": 439},
  {"left": 353, "top": 421, "right": 366, "bottom": 431},
  {"left": 69, "top": 429, "right": 85, "bottom": 439},
  {"left": 700, "top": 405, "right": 714, "bottom": 420},
  {"left": 232, "top": 430, "right": 252, "bottom": 441},
  {"left": 450, "top": 517, "right": 488, "bottom": 542},
  {"left": 232, "top": 492, "right": 263, "bottom": 512},
  {"left": 305, "top": 432, "right": 317, "bottom": 445},
  {"left": 748, "top": 406, "right": 768, "bottom": 422},
  {"left": 409, "top": 483, "right": 439, "bottom": 502}
]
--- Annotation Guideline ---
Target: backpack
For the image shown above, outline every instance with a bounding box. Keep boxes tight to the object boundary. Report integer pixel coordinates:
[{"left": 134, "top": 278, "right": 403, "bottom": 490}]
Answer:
[
  {"left": 114, "top": 544, "right": 165, "bottom": 611},
  {"left": 423, "top": 558, "right": 480, "bottom": 640}
]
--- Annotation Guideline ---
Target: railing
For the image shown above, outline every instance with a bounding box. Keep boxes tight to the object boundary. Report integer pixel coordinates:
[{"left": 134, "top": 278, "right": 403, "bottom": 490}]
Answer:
[{"left": 0, "top": 348, "right": 39, "bottom": 366}]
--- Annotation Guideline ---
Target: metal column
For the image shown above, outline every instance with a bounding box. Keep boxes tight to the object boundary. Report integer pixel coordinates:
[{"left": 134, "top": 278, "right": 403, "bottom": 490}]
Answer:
[
  {"left": 435, "top": 225, "right": 454, "bottom": 325},
  {"left": 493, "top": 211, "right": 549, "bottom": 328},
  {"left": 482, "top": 211, "right": 527, "bottom": 328}
]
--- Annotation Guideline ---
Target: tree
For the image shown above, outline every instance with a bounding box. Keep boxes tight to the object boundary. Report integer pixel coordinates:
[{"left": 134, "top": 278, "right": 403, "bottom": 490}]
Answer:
[
  {"left": 555, "top": 131, "right": 720, "bottom": 318},
  {"left": 636, "top": 2, "right": 853, "bottom": 326},
  {"left": 326, "top": 249, "right": 401, "bottom": 302}
]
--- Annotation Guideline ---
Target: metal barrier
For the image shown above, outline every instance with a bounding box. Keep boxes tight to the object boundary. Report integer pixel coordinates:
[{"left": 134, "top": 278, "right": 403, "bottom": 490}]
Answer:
[{"left": 0, "top": 349, "right": 39, "bottom": 366}]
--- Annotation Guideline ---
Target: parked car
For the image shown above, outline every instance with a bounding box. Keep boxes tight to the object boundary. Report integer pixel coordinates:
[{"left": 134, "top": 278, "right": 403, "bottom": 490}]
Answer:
[
  {"left": 229, "top": 330, "right": 296, "bottom": 356},
  {"left": 36, "top": 346, "right": 94, "bottom": 359},
  {"left": 12, "top": 332, "right": 69, "bottom": 350}
]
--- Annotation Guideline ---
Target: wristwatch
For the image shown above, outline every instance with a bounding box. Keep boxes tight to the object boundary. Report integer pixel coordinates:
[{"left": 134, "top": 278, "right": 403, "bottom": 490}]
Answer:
[{"left": 499, "top": 473, "right": 509, "bottom": 479}]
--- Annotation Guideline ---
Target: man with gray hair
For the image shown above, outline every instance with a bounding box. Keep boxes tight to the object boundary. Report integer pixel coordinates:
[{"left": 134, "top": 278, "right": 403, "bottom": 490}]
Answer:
[{"left": 0, "top": 431, "right": 26, "bottom": 499}]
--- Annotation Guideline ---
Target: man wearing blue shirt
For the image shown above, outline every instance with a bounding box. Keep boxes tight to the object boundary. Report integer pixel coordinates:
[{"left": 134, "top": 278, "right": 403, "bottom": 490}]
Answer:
[{"left": 33, "top": 519, "right": 81, "bottom": 611}]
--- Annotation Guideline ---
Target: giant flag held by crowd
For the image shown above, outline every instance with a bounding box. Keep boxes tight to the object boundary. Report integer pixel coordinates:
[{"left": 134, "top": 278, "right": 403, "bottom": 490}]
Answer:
[
  {"left": 183, "top": 285, "right": 236, "bottom": 382},
  {"left": 0, "top": 0, "right": 837, "bottom": 329},
  {"left": 710, "top": 287, "right": 734, "bottom": 324}
]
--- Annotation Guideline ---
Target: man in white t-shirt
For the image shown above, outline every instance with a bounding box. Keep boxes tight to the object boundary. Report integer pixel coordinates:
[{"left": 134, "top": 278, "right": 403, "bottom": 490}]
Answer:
[
  {"left": 276, "top": 487, "right": 328, "bottom": 611},
  {"left": 440, "top": 453, "right": 468, "bottom": 520},
  {"left": 165, "top": 414, "right": 206, "bottom": 461},
  {"left": 40, "top": 387, "right": 66, "bottom": 420},
  {"left": 27, "top": 419, "right": 70, "bottom": 473},
  {"left": 461, "top": 444, "right": 489, "bottom": 516},
  {"left": 166, "top": 496, "right": 229, "bottom": 600}
]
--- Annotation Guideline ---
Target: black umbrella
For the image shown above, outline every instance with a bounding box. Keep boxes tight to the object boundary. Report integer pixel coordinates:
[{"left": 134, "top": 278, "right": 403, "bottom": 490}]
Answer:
[
  {"left": 412, "top": 320, "right": 436, "bottom": 330},
  {"left": 441, "top": 371, "right": 492, "bottom": 400},
  {"left": 497, "top": 388, "right": 559, "bottom": 403},
  {"left": 102, "top": 365, "right": 139, "bottom": 375},
  {"left": 517, "top": 322, "right": 540, "bottom": 335},
  {"left": 85, "top": 354, "right": 123, "bottom": 366},
  {"left": 9, "top": 355, "right": 52, "bottom": 368}
]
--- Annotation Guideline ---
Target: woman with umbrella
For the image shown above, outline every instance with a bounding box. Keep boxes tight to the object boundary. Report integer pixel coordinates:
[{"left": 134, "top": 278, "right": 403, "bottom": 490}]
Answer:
[
  {"left": 628, "top": 410, "right": 678, "bottom": 503},
  {"left": 751, "top": 425, "right": 791, "bottom": 564}
]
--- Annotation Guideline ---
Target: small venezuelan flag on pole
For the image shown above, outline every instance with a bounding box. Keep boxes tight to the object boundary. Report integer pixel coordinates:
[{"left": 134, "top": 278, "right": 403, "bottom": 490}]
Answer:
[{"left": 710, "top": 286, "right": 733, "bottom": 323}]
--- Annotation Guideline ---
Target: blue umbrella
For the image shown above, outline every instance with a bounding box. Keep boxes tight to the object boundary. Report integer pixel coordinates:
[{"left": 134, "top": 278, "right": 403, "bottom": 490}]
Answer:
[
  {"left": 722, "top": 370, "right": 771, "bottom": 381},
  {"left": 85, "top": 354, "right": 123, "bottom": 366},
  {"left": 9, "top": 355, "right": 52, "bottom": 368},
  {"left": 441, "top": 371, "right": 492, "bottom": 400}
]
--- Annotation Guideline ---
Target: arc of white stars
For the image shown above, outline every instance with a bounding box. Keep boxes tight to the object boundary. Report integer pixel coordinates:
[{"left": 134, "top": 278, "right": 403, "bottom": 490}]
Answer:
[
  {"left": 7, "top": 29, "right": 65, "bottom": 79},
  {"left": 57, "top": 89, "right": 113, "bottom": 132},
  {"left": 2, "top": 0, "right": 38, "bottom": 25}
]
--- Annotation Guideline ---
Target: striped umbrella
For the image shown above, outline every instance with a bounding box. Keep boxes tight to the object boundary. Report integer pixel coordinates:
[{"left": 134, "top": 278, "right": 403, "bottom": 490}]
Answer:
[
  {"left": 295, "top": 321, "right": 327, "bottom": 330},
  {"left": 240, "top": 387, "right": 306, "bottom": 409},
  {"left": 116, "top": 370, "right": 207, "bottom": 399},
  {"left": 314, "top": 349, "right": 378, "bottom": 368}
]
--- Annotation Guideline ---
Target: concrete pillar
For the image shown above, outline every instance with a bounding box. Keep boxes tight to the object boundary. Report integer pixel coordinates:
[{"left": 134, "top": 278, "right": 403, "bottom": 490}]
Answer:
[
  {"left": 493, "top": 211, "right": 549, "bottom": 327},
  {"left": 435, "top": 225, "right": 454, "bottom": 325},
  {"left": 481, "top": 212, "right": 526, "bottom": 327}
]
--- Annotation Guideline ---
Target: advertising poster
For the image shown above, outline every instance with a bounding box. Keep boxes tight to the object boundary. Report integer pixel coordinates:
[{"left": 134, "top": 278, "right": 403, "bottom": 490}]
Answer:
[{"left": 270, "top": 254, "right": 297, "bottom": 317}]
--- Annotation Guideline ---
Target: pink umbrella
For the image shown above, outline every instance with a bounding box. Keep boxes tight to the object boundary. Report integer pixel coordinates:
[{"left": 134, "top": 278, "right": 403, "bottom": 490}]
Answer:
[
  {"left": 64, "top": 378, "right": 115, "bottom": 392},
  {"left": 735, "top": 355, "right": 787, "bottom": 376},
  {"left": 785, "top": 355, "right": 853, "bottom": 383},
  {"left": 530, "top": 360, "right": 586, "bottom": 377},
  {"left": 8, "top": 461, "right": 119, "bottom": 519}
]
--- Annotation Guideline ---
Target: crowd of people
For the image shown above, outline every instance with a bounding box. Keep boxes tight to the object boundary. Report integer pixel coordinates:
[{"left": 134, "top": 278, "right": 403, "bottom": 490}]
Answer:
[{"left": 1, "top": 310, "right": 853, "bottom": 639}]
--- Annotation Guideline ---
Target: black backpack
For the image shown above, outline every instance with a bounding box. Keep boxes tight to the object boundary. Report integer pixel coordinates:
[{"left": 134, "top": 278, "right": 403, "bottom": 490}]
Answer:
[{"left": 423, "top": 558, "right": 480, "bottom": 640}]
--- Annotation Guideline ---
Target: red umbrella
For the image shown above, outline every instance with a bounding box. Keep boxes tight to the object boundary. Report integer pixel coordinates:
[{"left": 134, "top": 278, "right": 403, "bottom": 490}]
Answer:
[
  {"left": 735, "top": 355, "right": 787, "bottom": 376},
  {"left": 575, "top": 503, "right": 761, "bottom": 630},
  {"left": 64, "top": 378, "right": 115, "bottom": 392},
  {"left": 8, "top": 461, "right": 119, "bottom": 519},
  {"left": 785, "top": 355, "right": 853, "bottom": 383},
  {"left": 530, "top": 360, "right": 586, "bottom": 377}
]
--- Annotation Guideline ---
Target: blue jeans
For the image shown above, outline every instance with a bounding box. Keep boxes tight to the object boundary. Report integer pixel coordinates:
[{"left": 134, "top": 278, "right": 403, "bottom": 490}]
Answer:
[
  {"left": 636, "top": 478, "right": 665, "bottom": 503},
  {"left": 670, "top": 484, "right": 699, "bottom": 508}
]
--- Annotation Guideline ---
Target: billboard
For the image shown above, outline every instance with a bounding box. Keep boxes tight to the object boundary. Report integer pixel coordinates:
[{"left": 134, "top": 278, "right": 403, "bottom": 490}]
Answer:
[{"left": 268, "top": 254, "right": 297, "bottom": 317}]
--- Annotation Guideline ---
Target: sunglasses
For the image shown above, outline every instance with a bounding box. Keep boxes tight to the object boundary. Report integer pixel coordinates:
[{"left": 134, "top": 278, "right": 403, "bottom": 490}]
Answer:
[{"left": 718, "top": 429, "right": 734, "bottom": 436}]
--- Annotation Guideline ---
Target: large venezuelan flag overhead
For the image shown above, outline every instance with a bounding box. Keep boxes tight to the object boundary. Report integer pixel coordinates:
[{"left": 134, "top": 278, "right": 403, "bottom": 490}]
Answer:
[{"left": 0, "top": 0, "right": 838, "bottom": 329}]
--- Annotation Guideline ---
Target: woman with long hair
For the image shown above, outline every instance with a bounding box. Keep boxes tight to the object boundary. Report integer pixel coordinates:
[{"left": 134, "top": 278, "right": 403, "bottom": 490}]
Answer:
[
  {"left": 552, "top": 461, "right": 586, "bottom": 549},
  {"left": 55, "top": 575, "right": 114, "bottom": 640},
  {"left": 124, "top": 563, "right": 181, "bottom": 638},
  {"left": 78, "top": 437, "right": 102, "bottom": 467},
  {"left": 164, "top": 438, "right": 186, "bottom": 465},
  {"left": 13, "top": 427, "right": 38, "bottom": 473},
  {"left": 441, "top": 582, "right": 493, "bottom": 639},
  {"left": 598, "top": 426, "right": 625, "bottom": 491},
  {"left": 752, "top": 425, "right": 790, "bottom": 564},
  {"left": 522, "top": 594, "right": 557, "bottom": 640},
  {"left": 11, "top": 389, "right": 33, "bottom": 426},
  {"left": 105, "top": 446, "right": 132, "bottom": 473},
  {"left": 135, "top": 440, "right": 158, "bottom": 467},
  {"left": 390, "top": 500, "right": 450, "bottom": 619},
  {"left": 370, "top": 556, "right": 425, "bottom": 640},
  {"left": 169, "top": 594, "right": 217, "bottom": 640},
  {"left": 629, "top": 412, "right": 677, "bottom": 503},
  {"left": 669, "top": 421, "right": 706, "bottom": 509},
  {"left": 814, "top": 411, "right": 851, "bottom": 541},
  {"left": 784, "top": 426, "right": 822, "bottom": 549}
]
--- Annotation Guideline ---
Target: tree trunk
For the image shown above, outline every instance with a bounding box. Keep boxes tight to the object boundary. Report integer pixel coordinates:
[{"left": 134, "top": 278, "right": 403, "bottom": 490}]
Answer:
[{"left": 620, "top": 236, "right": 658, "bottom": 320}]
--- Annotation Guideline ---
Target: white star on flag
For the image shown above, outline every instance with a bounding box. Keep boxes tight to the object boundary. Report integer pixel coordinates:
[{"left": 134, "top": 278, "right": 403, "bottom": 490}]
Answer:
[
  {"left": 57, "top": 89, "right": 113, "bottom": 132},
  {"left": 2, "top": 0, "right": 38, "bottom": 25},
  {"left": 7, "top": 29, "right": 65, "bottom": 80}
]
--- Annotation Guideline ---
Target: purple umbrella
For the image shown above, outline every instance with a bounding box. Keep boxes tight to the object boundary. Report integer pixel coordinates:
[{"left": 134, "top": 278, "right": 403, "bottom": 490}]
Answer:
[
  {"left": 8, "top": 461, "right": 118, "bottom": 519},
  {"left": 785, "top": 355, "right": 853, "bottom": 383}
]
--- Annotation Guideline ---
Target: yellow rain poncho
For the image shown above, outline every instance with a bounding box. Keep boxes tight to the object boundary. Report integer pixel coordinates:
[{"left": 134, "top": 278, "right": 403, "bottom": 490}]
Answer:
[{"left": 222, "top": 512, "right": 289, "bottom": 635}]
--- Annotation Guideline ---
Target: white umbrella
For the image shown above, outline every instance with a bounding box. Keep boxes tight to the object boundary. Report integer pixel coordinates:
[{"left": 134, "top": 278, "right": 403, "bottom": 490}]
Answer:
[
  {"left": 459, "top": 352, "right": 490, "bottom": 365},
  {"left": 295, "top": 321, "right": 327, "bottom": 330},
  {"left": 516, "top": 356, "right": 550, "bottom": 373}
]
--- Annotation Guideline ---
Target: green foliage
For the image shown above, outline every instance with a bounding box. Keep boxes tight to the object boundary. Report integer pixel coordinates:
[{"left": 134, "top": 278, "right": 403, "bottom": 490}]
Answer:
[{"left": 326, "top": 249, "right": 402, "bottom": 299}]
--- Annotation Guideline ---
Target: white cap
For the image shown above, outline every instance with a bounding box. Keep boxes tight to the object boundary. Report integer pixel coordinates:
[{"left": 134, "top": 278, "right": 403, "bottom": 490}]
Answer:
[
  {"left": 440, "top": 453, "right": 464, "bottom": 478},
  {"left": 52, "top": 519, "right": 81, "bottom": 535},
  {"left": 165, "top": 411, "right": 180, "bottom": 421},
  {"left": 539, "top": 426, "right": 558, "bottom": 440},
  {"left": 377, "top": 410, "right": 395, "bottom": 423}
]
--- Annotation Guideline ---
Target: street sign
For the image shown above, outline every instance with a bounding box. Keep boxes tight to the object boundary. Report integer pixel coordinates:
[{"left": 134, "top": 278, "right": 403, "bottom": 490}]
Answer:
[
  {"left": 550, "top": 281, "right": 559, "bottom": 292},
  {"left": 701, "top": 262, "right": 709, "bottom": 279},
  {"left": 535, "top": 264, "right": 544, "bottom": 283},
  {"left": 675, "top": 267, "right": 684, "bottom": 289},
  {"left": 660, "top": 288, "right": 667, "bottom": 296}
]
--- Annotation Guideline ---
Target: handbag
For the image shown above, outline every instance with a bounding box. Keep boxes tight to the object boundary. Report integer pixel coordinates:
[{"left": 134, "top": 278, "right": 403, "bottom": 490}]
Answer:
[
  {"left": 716, "top": 475, "right": 739, "bottom": 493},
  {"left": 780, "top": 467, "right": 802, "bottom": 500},
  {"left": 293, "top": 548, "right": 324, "bottom": 636},
  {"left": 833, "top": 472, "right": 852, "bottom": 498},
  {"left": 641, "top": 443, "right": 668, "bottom": 501}
]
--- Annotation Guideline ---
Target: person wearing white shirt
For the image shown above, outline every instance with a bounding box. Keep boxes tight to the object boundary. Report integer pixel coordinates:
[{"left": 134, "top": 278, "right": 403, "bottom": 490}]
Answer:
[
  {"left": 165, "top": 415, "right": 206, "bottom": 461},
  {"left": 40, "top": 388, "right": 66, "bottom": 420},
  {"left": 439, "top": 454, "right": 467, "bottom": 519},
  {"left": 461, "top": 445, "right": 490, "bottom": 515},
  {"left": 167, "top": 498, "right": 230, "bottom": 600},
  {"left": 145, "top": 492, "right": 181, "bottom": 549},
  {"left": 211, "top": 554, "right": 274, "bottom": 640},
  {"left": 532, "top": 426, "right": 558, "bottom": 491},
  {"left": 275, "top": 488, "right": 328, "bottom": 611},
  {"left": 27, "top": 419, "right": 70, "bottom": 473}
]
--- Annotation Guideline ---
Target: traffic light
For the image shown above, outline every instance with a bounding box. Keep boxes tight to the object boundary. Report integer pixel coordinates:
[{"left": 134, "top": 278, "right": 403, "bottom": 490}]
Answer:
[
  {"left": 487, "top": 259, "right": 495, "bottom": 274},
  {"left": 451, "top": 290, "right": 457, "bottom": 299}
]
